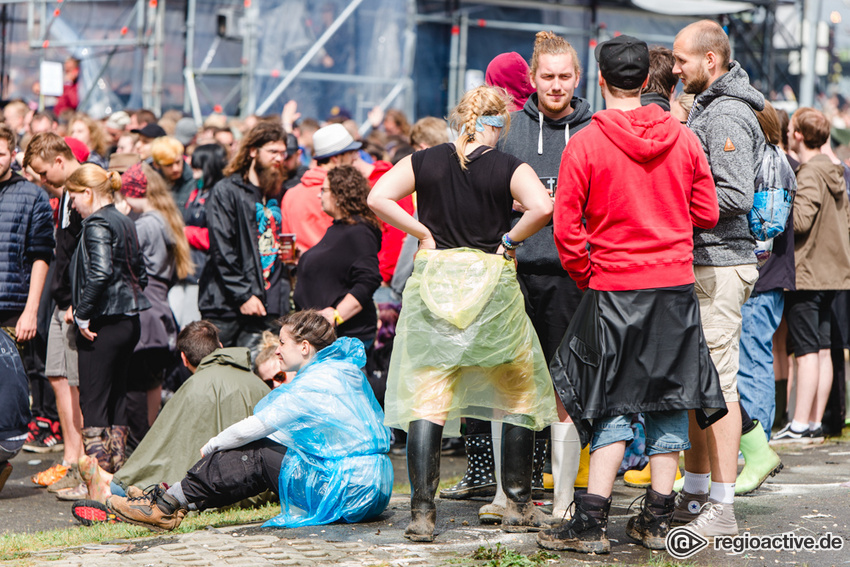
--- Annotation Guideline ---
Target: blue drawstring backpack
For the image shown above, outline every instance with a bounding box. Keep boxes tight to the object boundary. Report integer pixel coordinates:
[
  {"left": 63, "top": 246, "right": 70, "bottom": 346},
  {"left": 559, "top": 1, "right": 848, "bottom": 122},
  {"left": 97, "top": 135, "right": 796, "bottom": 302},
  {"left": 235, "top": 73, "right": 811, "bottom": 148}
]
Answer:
[{"left": 749, "top": 142, "right": 797, "bottom": 241}]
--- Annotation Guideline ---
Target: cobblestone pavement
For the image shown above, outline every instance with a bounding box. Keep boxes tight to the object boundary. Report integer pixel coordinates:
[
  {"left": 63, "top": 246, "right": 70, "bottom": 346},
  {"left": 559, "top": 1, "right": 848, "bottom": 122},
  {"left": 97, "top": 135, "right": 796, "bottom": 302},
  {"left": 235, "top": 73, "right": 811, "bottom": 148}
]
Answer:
[{"left": 8, "top": 440, "right": 850, "bottom": 567}]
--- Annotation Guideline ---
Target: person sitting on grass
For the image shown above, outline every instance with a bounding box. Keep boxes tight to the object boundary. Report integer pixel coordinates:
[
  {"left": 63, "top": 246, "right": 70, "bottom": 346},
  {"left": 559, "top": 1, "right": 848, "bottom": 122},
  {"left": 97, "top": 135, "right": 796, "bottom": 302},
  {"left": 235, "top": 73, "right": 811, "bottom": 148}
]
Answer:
[{"left": 103, "top": 310, "right": 393, "bottom": 532}]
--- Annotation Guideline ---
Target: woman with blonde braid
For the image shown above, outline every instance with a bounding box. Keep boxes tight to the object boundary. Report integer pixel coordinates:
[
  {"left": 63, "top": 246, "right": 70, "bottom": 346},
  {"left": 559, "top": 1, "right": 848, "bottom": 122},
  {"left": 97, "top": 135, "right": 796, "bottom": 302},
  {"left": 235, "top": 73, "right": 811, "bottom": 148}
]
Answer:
[{"left": 369, "top": 85, "right": 558, "bottom": 542}]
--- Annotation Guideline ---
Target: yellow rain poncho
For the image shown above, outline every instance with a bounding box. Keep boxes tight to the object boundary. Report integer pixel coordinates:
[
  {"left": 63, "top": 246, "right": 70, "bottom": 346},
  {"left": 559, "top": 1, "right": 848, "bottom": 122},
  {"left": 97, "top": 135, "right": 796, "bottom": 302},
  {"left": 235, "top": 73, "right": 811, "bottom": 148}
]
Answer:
[{"left": 384, "top": 248, "right": 558, "bottom": 436}]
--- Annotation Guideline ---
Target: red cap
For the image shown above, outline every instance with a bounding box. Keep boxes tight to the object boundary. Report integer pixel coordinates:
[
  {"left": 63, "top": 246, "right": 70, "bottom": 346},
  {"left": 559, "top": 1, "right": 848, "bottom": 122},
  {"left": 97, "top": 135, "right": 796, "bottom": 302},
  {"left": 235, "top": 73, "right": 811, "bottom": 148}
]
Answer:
[
  {"left": 121, "top": 163, "right": 147, "bottom": 198},
  {"left": 63, "top": 137, "right": 90, "bottom": 163}
]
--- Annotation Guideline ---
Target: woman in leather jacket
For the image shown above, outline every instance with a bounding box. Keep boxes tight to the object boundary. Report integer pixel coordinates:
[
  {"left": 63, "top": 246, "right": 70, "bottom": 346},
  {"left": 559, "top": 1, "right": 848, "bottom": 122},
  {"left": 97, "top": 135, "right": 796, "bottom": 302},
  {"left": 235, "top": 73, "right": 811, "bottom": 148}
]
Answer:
[{"left": 67, "top": 164, "right": 150, "bottom": 473}]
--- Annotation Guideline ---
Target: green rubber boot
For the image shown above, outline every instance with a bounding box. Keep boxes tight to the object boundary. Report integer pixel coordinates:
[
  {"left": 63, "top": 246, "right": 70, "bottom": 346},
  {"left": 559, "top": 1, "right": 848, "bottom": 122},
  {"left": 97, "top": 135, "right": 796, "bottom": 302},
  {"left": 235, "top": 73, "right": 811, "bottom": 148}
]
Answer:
[{"left": 736, "top": 420, "right": 783, "bottom": 495}]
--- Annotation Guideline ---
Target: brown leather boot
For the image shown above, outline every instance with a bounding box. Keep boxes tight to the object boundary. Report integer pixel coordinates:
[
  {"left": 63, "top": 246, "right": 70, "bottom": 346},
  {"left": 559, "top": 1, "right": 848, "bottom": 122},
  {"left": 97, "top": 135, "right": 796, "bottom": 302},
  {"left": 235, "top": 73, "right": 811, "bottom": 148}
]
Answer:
[{"left": 107, "top": 483, "right": 186, "bottom": 532}]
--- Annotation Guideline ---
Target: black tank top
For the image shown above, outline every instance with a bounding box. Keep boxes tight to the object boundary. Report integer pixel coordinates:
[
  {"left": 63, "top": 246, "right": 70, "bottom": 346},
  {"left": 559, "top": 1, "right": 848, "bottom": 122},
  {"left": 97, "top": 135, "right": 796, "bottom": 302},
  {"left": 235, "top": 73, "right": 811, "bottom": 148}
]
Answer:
[{"left": 411, "top": 143, "right": 522, "bottom": 254}]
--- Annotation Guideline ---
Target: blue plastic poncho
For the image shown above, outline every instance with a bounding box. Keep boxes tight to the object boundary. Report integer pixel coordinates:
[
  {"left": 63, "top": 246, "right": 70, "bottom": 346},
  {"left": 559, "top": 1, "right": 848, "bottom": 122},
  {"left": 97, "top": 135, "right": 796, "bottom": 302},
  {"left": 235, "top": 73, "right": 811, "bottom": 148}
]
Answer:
[{"left": 253, "top": 337, "right": 393, "bottom": 528}]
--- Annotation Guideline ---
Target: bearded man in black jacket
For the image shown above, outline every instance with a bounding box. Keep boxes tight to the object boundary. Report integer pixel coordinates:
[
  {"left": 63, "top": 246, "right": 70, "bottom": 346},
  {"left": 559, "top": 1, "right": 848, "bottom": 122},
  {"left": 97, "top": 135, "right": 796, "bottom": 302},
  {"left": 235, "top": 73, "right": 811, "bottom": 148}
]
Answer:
[{"left": 198, "top": 121, "right": 288, "bottom": 350}]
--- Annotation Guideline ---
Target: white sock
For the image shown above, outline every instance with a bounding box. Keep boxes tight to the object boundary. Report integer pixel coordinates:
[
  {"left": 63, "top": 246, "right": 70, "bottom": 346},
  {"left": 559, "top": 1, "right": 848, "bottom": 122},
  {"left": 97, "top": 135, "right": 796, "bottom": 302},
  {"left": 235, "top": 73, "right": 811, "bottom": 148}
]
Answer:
[
  {"left": 790, "top": 420, "right": 808, "bottom": 433},
  {"left": 710, "top": 481, "right": 735, "bottom": 504},
  {"left": 683, "top": 471, "right": 711, "bottom": 495},
  {"left": 809, "top": 421, "right": 821, "bottom": 430}
]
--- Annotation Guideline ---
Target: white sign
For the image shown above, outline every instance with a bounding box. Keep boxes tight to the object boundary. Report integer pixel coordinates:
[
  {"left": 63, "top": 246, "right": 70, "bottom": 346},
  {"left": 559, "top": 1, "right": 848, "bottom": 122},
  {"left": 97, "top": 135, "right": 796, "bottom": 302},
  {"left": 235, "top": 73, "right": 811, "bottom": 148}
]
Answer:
[{"left": 39, "top": 61, "right": 64, "bottom": 97}]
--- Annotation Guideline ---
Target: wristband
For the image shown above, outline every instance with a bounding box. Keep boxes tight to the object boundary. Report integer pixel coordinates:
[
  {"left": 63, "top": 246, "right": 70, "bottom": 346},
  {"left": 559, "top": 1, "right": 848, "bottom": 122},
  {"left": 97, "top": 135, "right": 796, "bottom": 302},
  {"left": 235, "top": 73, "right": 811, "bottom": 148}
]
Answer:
[
  {"left": 333, "top": 309, "right": 345, "bottom": 326},
  {"left": 501, "top": 233, "right": 522, "bottom": 250}
]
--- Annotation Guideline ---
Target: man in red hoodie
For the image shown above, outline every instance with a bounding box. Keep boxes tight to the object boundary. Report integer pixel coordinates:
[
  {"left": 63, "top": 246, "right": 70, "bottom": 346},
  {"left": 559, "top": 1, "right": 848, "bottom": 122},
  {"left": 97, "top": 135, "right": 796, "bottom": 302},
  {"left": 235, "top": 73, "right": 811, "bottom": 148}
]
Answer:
[{"left": 537, "top": 35, "right": 725, "bottom": 555}]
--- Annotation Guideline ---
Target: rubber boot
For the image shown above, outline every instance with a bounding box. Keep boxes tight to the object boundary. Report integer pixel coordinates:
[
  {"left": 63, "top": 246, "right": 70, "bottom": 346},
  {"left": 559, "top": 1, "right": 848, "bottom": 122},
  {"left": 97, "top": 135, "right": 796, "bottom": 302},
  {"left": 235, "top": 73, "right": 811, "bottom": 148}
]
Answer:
[
  {"left": 626, "top": 487, "right": 676, "bottom": 549},
  {"left": 625, "top": 462, "right": 683, "bottom": 488},
  {"left": 404, "top": 419, "right": 443, "bottom": 542},
  {"left": 82, "top": 427, "right": 112, "bottom": 473},
  {"left": 532, "top": 438, "right": 548, "bottom": 495},
  {"left": 551, "top": 422, "right": 580, "bottom": 522},
  {"left": 501, "top": 423, "right": 553, "bottom": 533},
  {"left": 537, "top": 492, "right": 611, "bottom": 553},
  {"left": 109, "top": 426, "right": 129, "bottom": 473},
  {"left": 574, "top": 444, "right": 590, "bottom": 488},
  {"left": 439, "top": 433, "right": 496, "bottom": 499},
  {"left": 736, "top": 420, "right": 783, "bottom": 495},
  {"left": 479, "top": 421, "right": 506, "bottom": 524}
]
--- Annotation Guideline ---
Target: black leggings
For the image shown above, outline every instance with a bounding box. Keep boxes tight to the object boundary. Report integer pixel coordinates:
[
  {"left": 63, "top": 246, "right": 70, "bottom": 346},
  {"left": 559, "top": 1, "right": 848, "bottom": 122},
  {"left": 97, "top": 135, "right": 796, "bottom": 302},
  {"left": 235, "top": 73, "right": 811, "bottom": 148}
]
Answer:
[
  {"left": 181, "top": 439, "right": 286, "bottom": 511},
  {"left": 77, "top": 315, "right": 140, "bottom": 428}
]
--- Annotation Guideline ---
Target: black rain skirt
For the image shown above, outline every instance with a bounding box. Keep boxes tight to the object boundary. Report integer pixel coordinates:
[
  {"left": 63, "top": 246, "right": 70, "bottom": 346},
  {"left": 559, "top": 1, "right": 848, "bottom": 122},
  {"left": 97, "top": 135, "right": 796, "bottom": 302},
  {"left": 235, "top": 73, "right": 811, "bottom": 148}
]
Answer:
[{"left": 549, "top": 284, "right": 728, "bottom": 447}]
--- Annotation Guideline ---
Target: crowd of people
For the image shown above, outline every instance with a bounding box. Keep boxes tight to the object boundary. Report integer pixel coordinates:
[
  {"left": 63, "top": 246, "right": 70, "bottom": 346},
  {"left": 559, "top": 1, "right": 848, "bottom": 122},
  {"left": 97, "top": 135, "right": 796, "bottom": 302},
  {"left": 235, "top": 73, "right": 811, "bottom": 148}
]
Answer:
[{"left": 0, "top": 17, "right": 848, "bottom": 557}]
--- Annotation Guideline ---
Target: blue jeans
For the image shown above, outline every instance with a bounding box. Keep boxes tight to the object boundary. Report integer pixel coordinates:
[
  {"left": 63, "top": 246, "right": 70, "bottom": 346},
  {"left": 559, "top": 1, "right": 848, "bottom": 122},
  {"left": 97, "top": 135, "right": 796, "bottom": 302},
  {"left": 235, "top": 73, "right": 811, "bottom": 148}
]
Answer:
[
  {"left": 737, "top": 289, "right": 784, "bottom": 438},
  {"left": 0, "top": 437, "right": 24, "bottom": 466},
  {"left": 591, "top": 411, "right": 690, "bottom": 456}
]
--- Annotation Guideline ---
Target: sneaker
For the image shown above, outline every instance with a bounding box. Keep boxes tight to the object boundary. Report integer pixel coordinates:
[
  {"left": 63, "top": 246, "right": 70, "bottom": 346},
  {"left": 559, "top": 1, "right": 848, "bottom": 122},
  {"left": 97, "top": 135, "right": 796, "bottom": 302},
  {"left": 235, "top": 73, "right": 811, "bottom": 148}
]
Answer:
[
  {"left": 807, "top": 426, "right": 825, "bottom": 444},
  {"left": 770, "top": 423, "right": 812, "bottom": 445},
  {"left": 47, "top": 465, "right": 82, "bottom": 493},
  {"left": 672, "top": 490, "right": 709, "bottom": 526},
  {"left": 106, "top": 484, "right": 187, "bottom": 532},
  {"left": 685, "top": 499, "right": 738, "bottom": 538},
  {"left": 0, "top": 463, "right": 11, "bottom": 493},
  {"left": 626, "top": 488, "right": 676, "bottom": 550},
  {"left": 72, "top": 500, "right": 121, "bottom": 527},
  {"left": 23, "top": 418, "right": 64, "bottom": 453},
  {"left": 55, "top": 483, "right": 88, "bottom": 501},
  {"left": 536, "top": 493, "right": 611, "bottom": 554},
  {"left": 31, "top": 464, "right": 68, "bottom": 487}
]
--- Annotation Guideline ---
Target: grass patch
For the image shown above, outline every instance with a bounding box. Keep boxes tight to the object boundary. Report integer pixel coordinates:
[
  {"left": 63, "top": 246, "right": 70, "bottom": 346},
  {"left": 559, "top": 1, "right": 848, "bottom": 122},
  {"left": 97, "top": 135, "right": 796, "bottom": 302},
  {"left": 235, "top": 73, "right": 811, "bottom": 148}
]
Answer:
[
  {"left": 445, "top": 544, "right": 558, "bottom": 567},
  {"left": 0, "top": 502, "right": 280, "bottom": 561}
]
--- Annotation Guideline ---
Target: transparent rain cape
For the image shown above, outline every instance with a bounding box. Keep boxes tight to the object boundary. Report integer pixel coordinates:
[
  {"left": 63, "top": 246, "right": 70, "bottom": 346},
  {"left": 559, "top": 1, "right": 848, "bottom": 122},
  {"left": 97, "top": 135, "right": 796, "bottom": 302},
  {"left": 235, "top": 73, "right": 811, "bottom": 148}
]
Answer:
[
  {"left": 384, "top": 248, "right": 558, "bottom": 437},
  {"left": 253, "top": 337, "right": 393, "bottom": 527}
]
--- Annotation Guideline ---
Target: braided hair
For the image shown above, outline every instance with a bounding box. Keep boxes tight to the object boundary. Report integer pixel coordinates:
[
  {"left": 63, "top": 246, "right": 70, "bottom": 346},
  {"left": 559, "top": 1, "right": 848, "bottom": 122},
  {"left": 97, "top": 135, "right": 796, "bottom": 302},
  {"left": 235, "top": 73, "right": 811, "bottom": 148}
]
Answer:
[{"left": 448, "top": 85, "right": 511, "bottom": 171}]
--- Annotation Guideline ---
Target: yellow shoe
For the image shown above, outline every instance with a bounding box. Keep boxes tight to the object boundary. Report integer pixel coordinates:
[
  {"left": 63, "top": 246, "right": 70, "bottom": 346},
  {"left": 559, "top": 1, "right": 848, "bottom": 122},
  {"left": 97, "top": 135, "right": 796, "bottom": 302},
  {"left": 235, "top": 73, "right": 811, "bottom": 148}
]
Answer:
[
  {"left": 623, "top": 463, "right": 683, "bottom": 488},
  {"left": 624, "top": 462, "right": 652, "bottom": 488},
  {"left": 31, "top": 463, "right": 68, "bottom": 487},
  {"left": 574, "top": 445, "right": 590, "bottom": 488}
]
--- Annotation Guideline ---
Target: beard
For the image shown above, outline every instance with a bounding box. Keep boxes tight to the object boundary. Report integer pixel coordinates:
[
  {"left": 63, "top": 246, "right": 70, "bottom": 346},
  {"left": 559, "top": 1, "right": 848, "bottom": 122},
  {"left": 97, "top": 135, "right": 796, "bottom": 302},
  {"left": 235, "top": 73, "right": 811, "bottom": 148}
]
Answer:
[
  {"left": 682, "top": 66, "right": 710, "bottom": 95},
  {"left": 254, "top": 159, "right": 285, "bottom": 197},
  {"left": 538, "top": 92, "right": 571, "bottom": 116}
]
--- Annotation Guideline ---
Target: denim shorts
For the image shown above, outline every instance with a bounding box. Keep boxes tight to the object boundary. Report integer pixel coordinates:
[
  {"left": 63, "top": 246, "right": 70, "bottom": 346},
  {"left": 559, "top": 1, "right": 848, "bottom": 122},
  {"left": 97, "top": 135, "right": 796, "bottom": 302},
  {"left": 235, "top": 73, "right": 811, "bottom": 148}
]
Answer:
[{"left": 590, "top": 410, "right": 690, "bottom": 456}]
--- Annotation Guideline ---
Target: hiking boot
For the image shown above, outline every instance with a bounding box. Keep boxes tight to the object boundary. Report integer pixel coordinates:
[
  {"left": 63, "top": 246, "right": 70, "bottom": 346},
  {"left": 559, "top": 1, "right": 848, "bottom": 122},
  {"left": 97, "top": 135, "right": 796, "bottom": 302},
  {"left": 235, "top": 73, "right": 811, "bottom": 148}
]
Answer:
[
  {"left": 624, "top": 462, "right": 683, "bottom": 488},
  {"left": 23, "top": 417, "right": 64, "bottom": 453},
  {"left": 626, "top": 488, "right": 675, "bottom": 550},
  {"left": 536, "top": 492, "right": 611, "bottom": 554},
  {"left": 685, "top": 499, "right": 738, "bottom": 538},
  {"left": 672, "top": 490, "right": 709, "bottom": 525},
  {"left": 31, "top": 463, "right": 68, "bottom": 487},
  {"left": 55, "top": 483, "right": 88, "bottom": 501},
  {"left": 0, "top": 462, "right": 11, "bottom": 494},
  {"left": 439, "top": 433, "right": 496, "bottom": 500},
  {"left": 72, "top": 499, "right": 121, "bottom": 527},
  {"left": 48, "top": 465, "right": 82, "bottom": 493},
  {"left": 82, "top": 427, "right": 112, "bottom": 473},
  {"left": 106, "top": 484, "right": 187, "bottom": 532},
  {"left": 736, "top": 421, "right": 783, "bottom": 495}
]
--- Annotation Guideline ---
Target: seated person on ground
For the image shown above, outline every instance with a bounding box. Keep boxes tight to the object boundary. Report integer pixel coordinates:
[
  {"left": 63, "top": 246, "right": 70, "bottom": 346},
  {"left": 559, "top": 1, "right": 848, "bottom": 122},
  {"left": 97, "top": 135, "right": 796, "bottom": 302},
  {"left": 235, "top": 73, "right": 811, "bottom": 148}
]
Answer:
[{"left": 104, "top": 310, "right": 393, "bottom": 531}]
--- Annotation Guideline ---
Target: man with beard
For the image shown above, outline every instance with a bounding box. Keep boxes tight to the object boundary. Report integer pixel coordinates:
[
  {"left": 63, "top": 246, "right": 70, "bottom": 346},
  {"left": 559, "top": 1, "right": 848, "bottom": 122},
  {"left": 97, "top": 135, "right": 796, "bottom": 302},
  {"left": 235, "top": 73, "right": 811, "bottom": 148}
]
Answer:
[
  {"left": 280, "top": 123, "right": 361, "bottom": 253},
  {"left": 471, "top": 31, "right": 593, "bottom": 526},
  {"left": 198, "top": 121, "right": 288, "bottom": 349},
  {"left": 671, "top": 20, "right": 764, "bottom": 537}
]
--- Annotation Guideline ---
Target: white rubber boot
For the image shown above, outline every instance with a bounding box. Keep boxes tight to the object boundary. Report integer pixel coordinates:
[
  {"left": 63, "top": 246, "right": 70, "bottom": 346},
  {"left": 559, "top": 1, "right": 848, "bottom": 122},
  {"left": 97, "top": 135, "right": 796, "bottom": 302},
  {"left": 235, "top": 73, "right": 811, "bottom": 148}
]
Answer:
[
  {"left": 478, "top": 421, "right": 507, "bottom": 523},
  {"left": 551, "top": 421, "right": 581, "bottom": 522}
]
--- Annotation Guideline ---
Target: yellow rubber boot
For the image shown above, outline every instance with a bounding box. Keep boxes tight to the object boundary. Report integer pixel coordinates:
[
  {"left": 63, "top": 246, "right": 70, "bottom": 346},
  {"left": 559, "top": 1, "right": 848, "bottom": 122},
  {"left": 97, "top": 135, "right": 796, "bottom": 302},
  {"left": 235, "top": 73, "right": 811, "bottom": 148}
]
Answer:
[
  {"left": 574, "top": 444, "right": 590, "bottom": 488},
  {"left": 624, "top": 462, "right": 652, "bottom": 488}
]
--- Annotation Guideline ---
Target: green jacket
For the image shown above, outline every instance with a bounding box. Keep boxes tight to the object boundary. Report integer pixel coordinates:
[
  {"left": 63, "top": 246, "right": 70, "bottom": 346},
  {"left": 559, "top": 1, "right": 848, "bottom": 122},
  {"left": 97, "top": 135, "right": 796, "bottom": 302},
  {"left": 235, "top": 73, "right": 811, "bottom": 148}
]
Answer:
[{"left": 114, "top": 347, "right": 270, "bottom": 490}]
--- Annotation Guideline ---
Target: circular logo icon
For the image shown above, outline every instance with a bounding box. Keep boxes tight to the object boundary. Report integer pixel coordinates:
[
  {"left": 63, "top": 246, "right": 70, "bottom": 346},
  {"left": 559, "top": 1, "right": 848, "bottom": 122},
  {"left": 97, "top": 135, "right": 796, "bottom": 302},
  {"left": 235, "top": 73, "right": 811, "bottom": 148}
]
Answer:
[{"left": 666, "top": 526, "right": 709, "bottom": 559}]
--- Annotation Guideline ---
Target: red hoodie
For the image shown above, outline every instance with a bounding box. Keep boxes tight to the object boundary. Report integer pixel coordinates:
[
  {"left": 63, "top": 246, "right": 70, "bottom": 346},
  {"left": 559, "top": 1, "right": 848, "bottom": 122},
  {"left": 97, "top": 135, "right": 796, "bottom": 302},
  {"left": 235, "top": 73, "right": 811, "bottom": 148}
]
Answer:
[
  {"left": 554, "top": 104, "right": 718, "bottom": 291},
  {"left": 280, "top": 167, "right": 332, "bottom": 252},
  {"left": 485, "top": 52, "right": 535, "bottom": 112}
]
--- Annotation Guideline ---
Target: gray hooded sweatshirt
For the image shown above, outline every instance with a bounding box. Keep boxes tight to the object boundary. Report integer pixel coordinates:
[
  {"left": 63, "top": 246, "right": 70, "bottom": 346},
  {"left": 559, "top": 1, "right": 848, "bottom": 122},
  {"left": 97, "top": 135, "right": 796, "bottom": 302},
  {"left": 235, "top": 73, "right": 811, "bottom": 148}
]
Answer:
[
  {"left": 498, "top": 93, "right": 593, "bottom": 273},
  {"left": 687, "top": 61, "right": 764, "bottom": 266}
]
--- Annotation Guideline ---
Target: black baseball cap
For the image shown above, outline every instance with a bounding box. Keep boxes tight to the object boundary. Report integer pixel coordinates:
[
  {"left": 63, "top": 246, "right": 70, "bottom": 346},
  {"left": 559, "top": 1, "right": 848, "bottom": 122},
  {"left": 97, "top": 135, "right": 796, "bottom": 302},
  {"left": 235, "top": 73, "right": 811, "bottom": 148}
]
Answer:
[
  {"left": 131, "top": 123, "right": 167, "bottom": 139},
  {"left": 285, "top": 133, "right": 299, "bottom": 156},
  {"left": 594, "top": 35, "right": 649, "bottom": 90}
]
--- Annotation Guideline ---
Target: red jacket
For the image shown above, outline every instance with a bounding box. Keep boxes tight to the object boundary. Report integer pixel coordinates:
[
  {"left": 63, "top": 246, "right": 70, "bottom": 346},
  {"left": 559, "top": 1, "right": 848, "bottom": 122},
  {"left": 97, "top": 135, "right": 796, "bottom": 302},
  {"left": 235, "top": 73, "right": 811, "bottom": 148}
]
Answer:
[
  {"left": 280, "top": 167, "right": 332, "bottom": 252},
  {"left": 554, "top": 104, "right": 718, "bottom": 291},
  {"left": 367, "top": 161, "right": 414, "bottom": 282}
]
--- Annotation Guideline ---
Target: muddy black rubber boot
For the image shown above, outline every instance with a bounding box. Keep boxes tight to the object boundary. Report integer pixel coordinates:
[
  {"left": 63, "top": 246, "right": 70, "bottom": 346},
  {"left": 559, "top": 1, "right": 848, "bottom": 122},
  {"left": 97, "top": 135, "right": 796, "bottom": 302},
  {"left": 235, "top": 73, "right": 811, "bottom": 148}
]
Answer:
[
  {"left": 404, "top": 419, "right": 443, "bottom": 542},
  {"left": 501, "top": 423, "right": 553, "bottom": 532}
]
